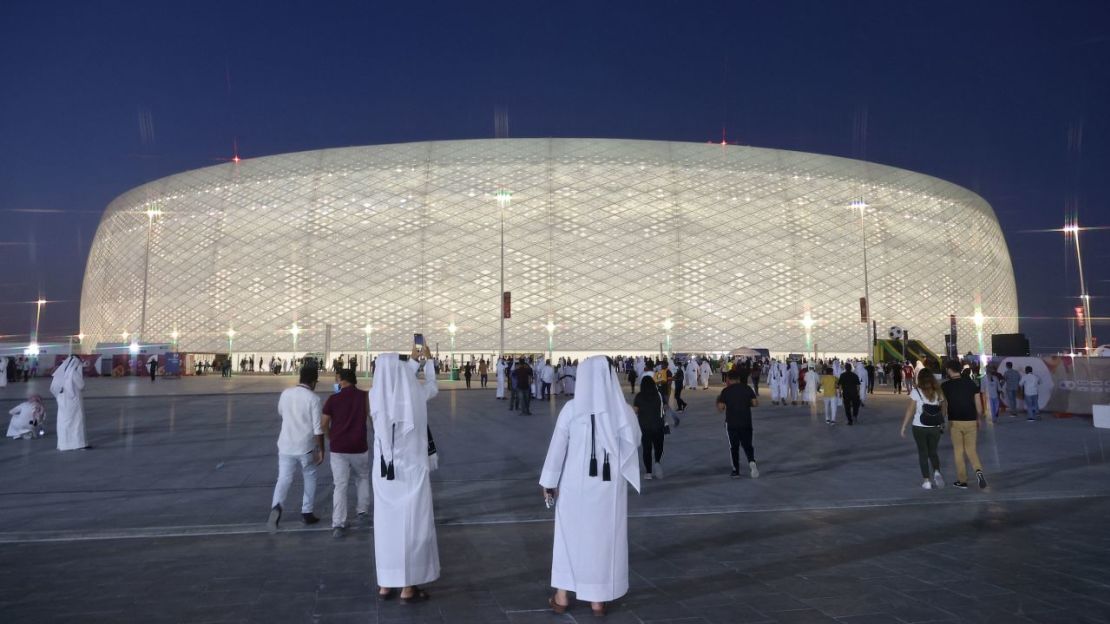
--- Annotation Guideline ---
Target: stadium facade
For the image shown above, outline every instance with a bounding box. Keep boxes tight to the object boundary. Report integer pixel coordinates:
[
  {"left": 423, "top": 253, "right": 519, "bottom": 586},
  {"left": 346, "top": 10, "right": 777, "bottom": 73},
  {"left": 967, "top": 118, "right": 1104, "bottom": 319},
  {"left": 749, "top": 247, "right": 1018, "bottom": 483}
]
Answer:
[{"left": 80, "top": 138, "right": 1018, "bottom": 356}]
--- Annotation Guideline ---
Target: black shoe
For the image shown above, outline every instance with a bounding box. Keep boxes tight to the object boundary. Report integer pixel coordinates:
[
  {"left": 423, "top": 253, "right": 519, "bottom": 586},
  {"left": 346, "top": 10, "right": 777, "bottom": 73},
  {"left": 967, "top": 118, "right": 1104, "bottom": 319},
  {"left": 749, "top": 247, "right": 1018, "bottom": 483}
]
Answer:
[
  {"left": 302, "top": 512, "right": 320, "bottom": 525},
  {"left": 953, "top": 481, "right": 968, "bottom": 489},
  {"left": 267, "top": 504, "right": 282, "bottom": 530},
  {"left": 976, "top": 470, "right": 987, "bottom": 489},
  {"left": 730, "top": 470, "right": 740, "bottom": 478}
]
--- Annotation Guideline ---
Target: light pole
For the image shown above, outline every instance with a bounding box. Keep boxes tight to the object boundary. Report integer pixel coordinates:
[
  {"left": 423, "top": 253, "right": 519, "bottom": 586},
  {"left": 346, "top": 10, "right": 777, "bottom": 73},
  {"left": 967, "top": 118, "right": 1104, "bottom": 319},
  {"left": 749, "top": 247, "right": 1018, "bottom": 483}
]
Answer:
[
  {"left": 662, "top": 319, "right": 674, "bottom": 357},
  {"left": 170, "top": 329, "right": 179, "bottom": 351},
  {"left": 290, "top": 323, "right": 301, "bottom": 355},
  {"left": 852, "top": 199, "right": 873, "bottom": 359},
  {"left": 801, "top": 312, "right": 816, "bottom": 363},
  {"left": 448, "top": 322, "right": 457, "bottom": 368},
  {"left": 76, "top": 332, "right": 85, "bottom": 355},
  {"left": 30, "top": 297, "right": 46, "bottom": 354},
  {"left": 1064, "top": 222, "right": 1094, "bottom": 360},
  {"left": 363, "top": 324, "right": 372, "bottom": 378},
  {"left": 226, "top": 328, "right": 235, "bottom": 377},
  {"left": 545, "top": 320, "right": 555, "bottom": 361},
  {"left": 496, "top": 189, "right": 512, "bottom": 358},
  {"left": 973, "top": 309, "right": 985, "bottom": 361},
  {"left": 139, "top": 205, "right": 162, "bottom": 343}
]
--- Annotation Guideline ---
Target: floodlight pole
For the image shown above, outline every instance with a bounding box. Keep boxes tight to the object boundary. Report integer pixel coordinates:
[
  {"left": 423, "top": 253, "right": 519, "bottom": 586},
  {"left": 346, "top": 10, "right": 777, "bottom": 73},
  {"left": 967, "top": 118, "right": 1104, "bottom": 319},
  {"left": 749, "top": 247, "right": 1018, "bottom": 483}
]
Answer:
[
  {"left": 497, "top": 189, "right": 511, "bottom": 358},
  {"left": 1071, "top": 227, "right": 1094, "bottom": 361},
  {"left": 139, "top": 208, "right": 159, "bottom": 343},
  {"left": 855, "top": 200, "right": 873, "bottom": 361}
]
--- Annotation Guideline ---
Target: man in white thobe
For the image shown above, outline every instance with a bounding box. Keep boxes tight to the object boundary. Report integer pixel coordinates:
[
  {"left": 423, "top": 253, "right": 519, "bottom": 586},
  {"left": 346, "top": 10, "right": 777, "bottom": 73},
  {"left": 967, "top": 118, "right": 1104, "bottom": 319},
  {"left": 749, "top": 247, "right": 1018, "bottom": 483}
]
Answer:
[
  {"left": 699, "top": 359, "right": 712, "bottom": 389},
  {"left": 768, "top": 361, "right": 782, "bottom": 405},
  {"left": 51, "top": 356, "right": 87, "bottom": 451},
  {"left": 787, "top": 362, "right": 800, "bottom": 404},
  {"left": 684, "top": 359, "right": 698, "bottom": 390},
  {"left": 495, "top": 357, "right": 507, "bottom": 399},
  {"left": 371, "top": 350, "right": 440, "bottom": 602},
  {"left": 854, "top": 361, "right": 869, "bottom": 405},
  {"left": 562, "top": 362, "right": 577, "bottom": 396},
  {"left": 540, "top": 356, "right": 641, "bottom": 615},
  {"left": 0, "top": 356, "right": 8, "bottom": 388},
  {"left": 803, "top": 365, "right": 819, "bottom": 405}
]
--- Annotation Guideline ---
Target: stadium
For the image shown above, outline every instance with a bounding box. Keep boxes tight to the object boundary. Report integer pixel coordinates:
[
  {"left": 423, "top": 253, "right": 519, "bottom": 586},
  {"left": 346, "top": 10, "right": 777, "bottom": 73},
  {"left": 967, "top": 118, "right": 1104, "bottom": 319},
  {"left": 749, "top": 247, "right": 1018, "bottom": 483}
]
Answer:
[{"left": 79, "top": 138, "right": 1018, "bottom": 357}]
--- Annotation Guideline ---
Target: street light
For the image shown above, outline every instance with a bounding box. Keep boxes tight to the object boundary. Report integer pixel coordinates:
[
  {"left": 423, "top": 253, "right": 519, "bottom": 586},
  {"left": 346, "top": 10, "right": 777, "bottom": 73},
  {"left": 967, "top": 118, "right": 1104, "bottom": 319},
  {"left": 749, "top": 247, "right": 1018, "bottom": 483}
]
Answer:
[
  {"left": 662, "top": 319, "right": 674, "bottom": 356},
  {"left": 496, "top": 188, "right": 512, "bottom": 358},
  {"left": 290, "top": 323, "right": 301, "bottom": 355},
  {"left": 226, "top": 328, "right": 236, "bottom": 377},
  {"left": 30, "top": 297, "right": 46, "bottom": 355},
  {"left": 851, "top": 199, "right": 873, "bottom": 359},
  {"left": 139, "top": 205, "right": 162, "bottom": 343},
  {"left": 972, "top": 309, "right": 985, "bottom": 358},
  {"left": 801, "top": 312, "right": 816, "bottom": 362},
  {"left": 363, "top": 324, "right": 372, "bottom": 378},
  {"left": 447, "top": 322, "right": 457, "bottom": 368},
  {"left": 1064, "top": 220, "right": 1094, "bottom": 360},
  {"left": 545, "top": 320, "right": 556, "bottom": 360}
]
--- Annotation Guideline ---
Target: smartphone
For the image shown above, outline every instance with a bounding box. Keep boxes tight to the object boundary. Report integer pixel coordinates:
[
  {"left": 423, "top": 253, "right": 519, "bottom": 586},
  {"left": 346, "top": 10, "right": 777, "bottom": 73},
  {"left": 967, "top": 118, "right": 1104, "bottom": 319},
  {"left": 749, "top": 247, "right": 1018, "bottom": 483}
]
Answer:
[{"left": 413, "top": 333, "right": 425, "bottom": 349}]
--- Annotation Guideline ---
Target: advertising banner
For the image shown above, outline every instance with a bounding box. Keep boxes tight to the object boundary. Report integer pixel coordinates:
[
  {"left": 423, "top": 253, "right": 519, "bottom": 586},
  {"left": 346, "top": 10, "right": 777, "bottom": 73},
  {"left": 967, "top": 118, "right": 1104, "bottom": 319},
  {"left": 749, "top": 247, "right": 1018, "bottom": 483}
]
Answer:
[
  {"left": 109, "top": 354, "right": 141, "bottom": 376},
  {"left": 999, "top": 356, "right": 1110, "bottom": 416},
  {"left": 163, "top": 352, "right": 182, "bottom": 378},
  {"left": 50, "top": 354, "right": 102, "bottom": 377}
]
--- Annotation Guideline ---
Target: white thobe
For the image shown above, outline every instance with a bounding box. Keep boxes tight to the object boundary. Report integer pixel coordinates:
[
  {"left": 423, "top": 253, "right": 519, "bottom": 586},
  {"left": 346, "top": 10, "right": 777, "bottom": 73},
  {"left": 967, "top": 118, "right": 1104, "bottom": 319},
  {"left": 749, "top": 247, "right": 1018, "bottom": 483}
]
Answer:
[
  {"left": 787, "top": 365, "right": 800, "bottom": 402},
  {"left": 699, "top": 362, "right": 711, "bottom": 389},
  {"left": 7, "top": 402, "right": 36, "bottom": 438},
  {"left": 495, "top": 361, "right": 506, "bottom": 398},
  {"left": 563, "top": 365, "right": 577, "bottom": 395},
  {"left": 803, "top": 370, "right": 818, "bottom": 403},
  {"left": 0, "top": 358, "right": 8, "bottom": 388},
  {"left": 854, "top": 363, "right": 869, "bottom": 400},
  {"left": 684, "top": 362, "right": 697, "bottom": 389},
  {"left": 540, "top": 402, "right": 635, "bottom": 603},
  {"left": 372, "top": 360, "right": 440, "bottom": 588},
  {"left": 52, "top": 361, "right": 87, "bottom": 451}
]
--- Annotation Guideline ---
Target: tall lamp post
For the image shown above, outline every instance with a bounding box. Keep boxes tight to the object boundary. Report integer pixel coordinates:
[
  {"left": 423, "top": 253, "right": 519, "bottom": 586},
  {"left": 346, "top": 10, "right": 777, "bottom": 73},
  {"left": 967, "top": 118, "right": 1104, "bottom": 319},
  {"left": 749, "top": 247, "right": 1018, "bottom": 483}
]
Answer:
[
  {"left": 448, "top": 322, "right": 457, "bottom": 368},
  {"left": 852, "top": 199, "right": 873, "bottom": 359},
  {"left": 662, "top": 319, "right": 674, "bottom": 357},
  {"left": 1064, "top": 222, "right": 1094, "bottom": 360},
  {"left": 290, "top": 323, "right": 301, "bottom": 355},
  {"left": 496, "top": 189, "right": 512, "bottom": 358},
  {"left": 973, "top": 309, "right": 985, "bottom": 364},
  {"left": 545, "top": 320, "right": 555, "bottom": 361},
  {"left": 30, "top": 297, "right": 46, "bottom": 354},
  {"left": 170, "top": 329, "right": 179, "bottom": 351},
  {"left": 363, "top": 324, "right": 372, "bottom": 378},
  {"left": 139, "top": 205, "right": 162, "bottom": 343},
  {"left": 226, "top": 328, "right": 235, "bottom": 377},
  {"left": 801, "top": 312, "right": 816, "bottom": 363}
]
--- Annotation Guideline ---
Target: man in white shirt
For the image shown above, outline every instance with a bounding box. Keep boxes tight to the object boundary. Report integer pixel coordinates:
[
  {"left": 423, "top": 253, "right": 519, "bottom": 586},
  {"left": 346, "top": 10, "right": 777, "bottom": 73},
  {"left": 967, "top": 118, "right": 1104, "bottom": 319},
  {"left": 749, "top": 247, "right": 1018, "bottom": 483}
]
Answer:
[
  {"left": 1020, "top": 366, "right": 1041, "bottom": 421},
  {"left": 268, "top": 364, "right": 325, "bottom": 529}
]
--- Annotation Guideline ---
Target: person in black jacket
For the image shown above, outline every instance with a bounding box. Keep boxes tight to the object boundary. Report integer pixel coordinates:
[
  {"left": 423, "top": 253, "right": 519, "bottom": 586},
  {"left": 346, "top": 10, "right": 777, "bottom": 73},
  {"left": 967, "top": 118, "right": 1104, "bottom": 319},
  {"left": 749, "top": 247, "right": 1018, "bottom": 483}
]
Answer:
[{"left": 632, "top": 376, "right": 666, "bottom": 480}]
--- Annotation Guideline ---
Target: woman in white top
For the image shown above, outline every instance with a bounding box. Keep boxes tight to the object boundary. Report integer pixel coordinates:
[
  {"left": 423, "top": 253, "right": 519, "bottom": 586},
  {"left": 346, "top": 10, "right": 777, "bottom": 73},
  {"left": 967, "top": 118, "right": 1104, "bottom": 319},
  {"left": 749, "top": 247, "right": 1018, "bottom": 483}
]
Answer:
[{"left": 900, "top": 368, "right": 945, "bottom": 490}]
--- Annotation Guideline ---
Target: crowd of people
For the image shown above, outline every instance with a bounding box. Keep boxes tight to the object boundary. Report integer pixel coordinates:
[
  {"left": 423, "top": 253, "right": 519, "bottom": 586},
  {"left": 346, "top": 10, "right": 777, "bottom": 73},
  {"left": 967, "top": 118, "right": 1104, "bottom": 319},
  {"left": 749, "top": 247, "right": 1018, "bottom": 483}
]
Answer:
[{"left": 3, "top": 345, "right": 1053, "bottom": 615}]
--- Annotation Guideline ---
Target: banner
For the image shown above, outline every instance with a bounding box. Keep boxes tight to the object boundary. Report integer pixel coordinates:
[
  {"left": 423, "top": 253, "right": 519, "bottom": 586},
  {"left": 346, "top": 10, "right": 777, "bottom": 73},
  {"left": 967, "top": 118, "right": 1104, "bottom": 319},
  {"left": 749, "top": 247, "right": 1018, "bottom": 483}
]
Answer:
[
  {"left": 999, "top": 356, "right": 1110, "bottom": 416},
  {"left": 163, "top": 352, "right": 182, "bottom": 377},
  {"left": 503, "top": 291, "right": 512, "bottom": 319},
  {"left": 859, "top": 297, "right": 868, "bottom": 323},
  {"left": 50, "top": 354, "right": 102, "bottom": 377}
]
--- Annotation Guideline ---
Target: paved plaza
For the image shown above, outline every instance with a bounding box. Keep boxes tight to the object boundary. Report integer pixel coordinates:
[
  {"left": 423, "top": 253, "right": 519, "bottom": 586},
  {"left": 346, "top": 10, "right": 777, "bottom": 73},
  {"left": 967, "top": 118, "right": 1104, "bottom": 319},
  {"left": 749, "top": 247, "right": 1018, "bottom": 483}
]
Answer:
[{"left": 2, "top": 376, "right": 1110, "bottom": 623}]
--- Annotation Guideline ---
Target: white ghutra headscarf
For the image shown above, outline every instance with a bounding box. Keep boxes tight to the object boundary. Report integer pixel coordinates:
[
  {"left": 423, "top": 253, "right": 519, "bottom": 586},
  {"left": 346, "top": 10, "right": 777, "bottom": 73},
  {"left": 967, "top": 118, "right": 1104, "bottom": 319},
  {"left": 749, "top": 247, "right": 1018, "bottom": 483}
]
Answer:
[{"left": 573, "top": 356, "right": 641, "bottom": 492}]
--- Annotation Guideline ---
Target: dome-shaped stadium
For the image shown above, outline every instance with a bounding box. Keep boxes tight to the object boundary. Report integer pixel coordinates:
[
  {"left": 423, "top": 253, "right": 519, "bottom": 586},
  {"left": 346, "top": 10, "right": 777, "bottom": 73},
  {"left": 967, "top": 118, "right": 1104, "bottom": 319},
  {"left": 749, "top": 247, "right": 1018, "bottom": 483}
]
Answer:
[{"left": 80, "top": 138, "right": 1018, "bottom": 356}]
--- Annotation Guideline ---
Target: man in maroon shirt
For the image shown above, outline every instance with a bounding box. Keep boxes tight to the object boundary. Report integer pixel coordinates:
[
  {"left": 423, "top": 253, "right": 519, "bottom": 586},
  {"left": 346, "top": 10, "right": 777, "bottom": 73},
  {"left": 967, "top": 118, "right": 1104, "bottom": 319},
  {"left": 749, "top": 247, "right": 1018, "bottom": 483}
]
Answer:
[{"left": 322, "top": 368, "right": 371, "bottom": 538}]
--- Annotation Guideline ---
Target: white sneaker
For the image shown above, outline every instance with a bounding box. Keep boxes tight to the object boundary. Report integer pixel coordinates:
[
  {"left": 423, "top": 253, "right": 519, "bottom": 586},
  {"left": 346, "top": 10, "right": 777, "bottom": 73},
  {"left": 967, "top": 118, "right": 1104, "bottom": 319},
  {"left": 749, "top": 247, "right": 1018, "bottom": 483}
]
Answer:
[
  {"left": 644, "top": 472, "right": 653, "bottom": 480},
  {"left": 653, "top": 463, "right": 663, "bottom": 479},
  {"left": 749, "top": 461, "right": 759, "bottom": 479},
  {"left": 933, "top": 471, "right": 945, "bottom": 489},
  {"left": 921, "top": 480, "right": 933, "bottom": 490}
]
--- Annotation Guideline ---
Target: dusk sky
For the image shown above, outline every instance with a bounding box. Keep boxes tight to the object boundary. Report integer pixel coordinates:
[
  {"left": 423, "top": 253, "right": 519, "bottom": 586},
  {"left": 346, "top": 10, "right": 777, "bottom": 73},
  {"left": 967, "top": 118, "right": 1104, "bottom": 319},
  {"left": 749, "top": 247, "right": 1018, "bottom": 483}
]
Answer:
[{"left": 1, "top": 1, "right": 1107, "bottom": 353}]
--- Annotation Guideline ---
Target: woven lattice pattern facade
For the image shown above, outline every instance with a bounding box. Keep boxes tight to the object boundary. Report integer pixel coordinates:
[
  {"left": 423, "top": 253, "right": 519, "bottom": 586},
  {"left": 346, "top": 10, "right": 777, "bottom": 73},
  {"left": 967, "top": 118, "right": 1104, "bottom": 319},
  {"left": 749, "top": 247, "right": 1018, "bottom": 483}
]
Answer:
[{"left": 80, "top": 139, "right": 1018, "bottom": 355}]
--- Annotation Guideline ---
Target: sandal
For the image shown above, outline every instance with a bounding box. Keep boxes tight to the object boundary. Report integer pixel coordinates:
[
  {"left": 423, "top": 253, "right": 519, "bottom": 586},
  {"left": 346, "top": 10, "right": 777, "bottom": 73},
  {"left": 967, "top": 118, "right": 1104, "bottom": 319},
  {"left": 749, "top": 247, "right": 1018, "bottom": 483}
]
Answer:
[
  {"left": 377, "top": 588, "right": 395, "bottom": 601},
  {"left": 399, "top": 587, "right": 430, "bottom": 604},
  {"left": 549, "top": 594, "right": 569, "bottom": 614}
]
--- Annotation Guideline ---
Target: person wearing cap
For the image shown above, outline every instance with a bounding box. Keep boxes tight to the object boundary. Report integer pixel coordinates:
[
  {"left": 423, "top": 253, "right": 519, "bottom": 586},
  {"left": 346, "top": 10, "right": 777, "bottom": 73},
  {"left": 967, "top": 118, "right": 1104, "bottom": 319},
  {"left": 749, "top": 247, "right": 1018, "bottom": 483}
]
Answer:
[
  {"left": 267, "top": 364, "right": 324, "bottom": 529},
  {"left": 540, "top": 356, "right": 642, "bottom": 617},
  {"left": 370, "top": 346, "right": 441, "bottom": 603}
]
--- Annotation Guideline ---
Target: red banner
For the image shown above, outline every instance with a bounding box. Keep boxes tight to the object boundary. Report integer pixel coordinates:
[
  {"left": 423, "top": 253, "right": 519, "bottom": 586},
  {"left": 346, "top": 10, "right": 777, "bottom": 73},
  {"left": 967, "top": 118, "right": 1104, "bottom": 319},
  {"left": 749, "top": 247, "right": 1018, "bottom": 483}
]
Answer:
[
  {"left": 503, "top": 291, "right": 512, "bottom": 319},
  {"left": 859, "top": 297, "right": 868, "bottom": 323}
]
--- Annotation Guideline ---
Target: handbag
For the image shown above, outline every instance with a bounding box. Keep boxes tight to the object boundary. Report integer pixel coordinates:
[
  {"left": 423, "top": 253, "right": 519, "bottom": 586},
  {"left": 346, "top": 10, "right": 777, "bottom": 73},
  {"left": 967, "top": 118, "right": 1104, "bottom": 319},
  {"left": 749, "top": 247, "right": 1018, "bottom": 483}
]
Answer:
[{"left": 918, "top": 390, "right": 944, "bottom": 427}]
